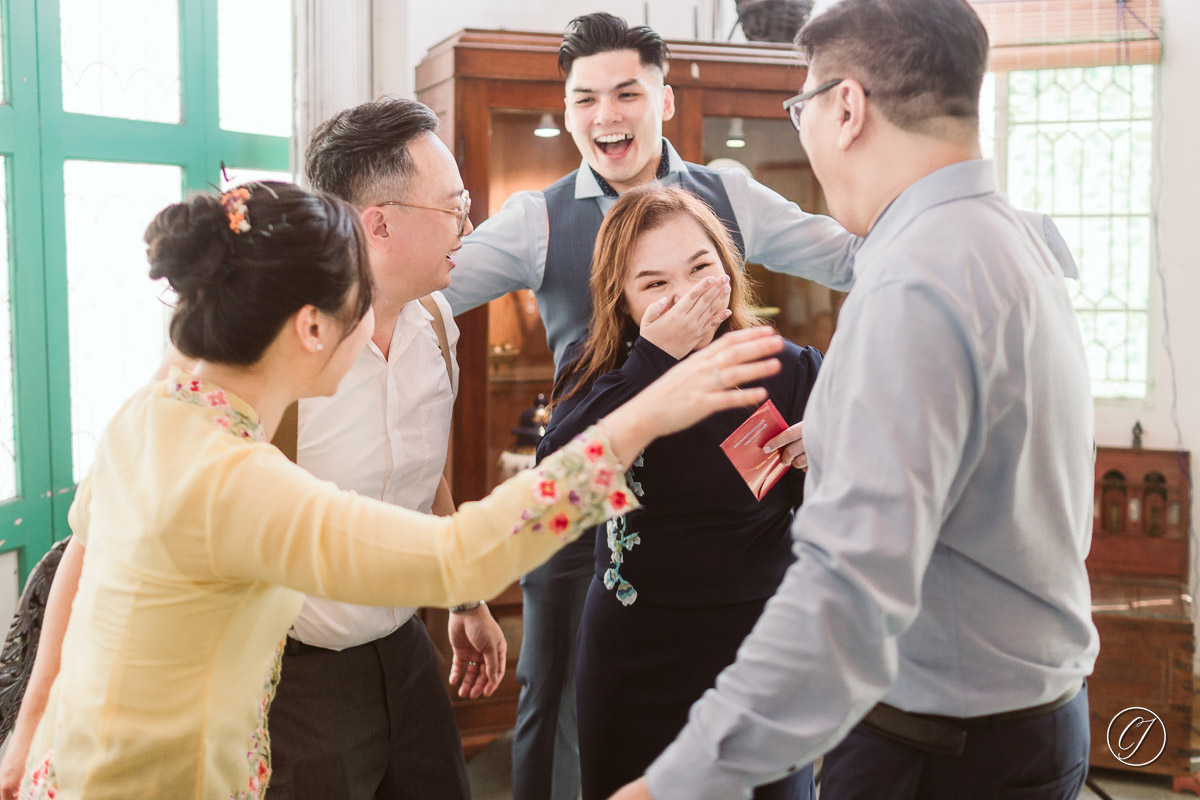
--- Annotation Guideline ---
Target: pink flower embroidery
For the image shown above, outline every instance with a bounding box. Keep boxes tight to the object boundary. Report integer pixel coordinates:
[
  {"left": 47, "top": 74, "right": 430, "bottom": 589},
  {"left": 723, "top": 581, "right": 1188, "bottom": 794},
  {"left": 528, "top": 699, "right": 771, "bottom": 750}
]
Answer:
[
  {"left": 608, "top": 490, "right": 633, "bottom": 513},
  {"left": 583, "top": 440, "right": 605, "bottom": 462},
  {"left": 533, "top": 479, "right": 559, "bottom": 504},
  {"left": 591, "top": 466, "right": 614, "bottom": 490},
  {"left": 188, "top": 379, "right": 202, "bottom": 392},
  {"left": 214, "top": 416, "right": 231, "bottom": 428},
  {"left": 205, "top": 390, "right": 229, "bottom": 408},
  {"left": 548, "top": 512, "right": 571, "bottom": 535}
]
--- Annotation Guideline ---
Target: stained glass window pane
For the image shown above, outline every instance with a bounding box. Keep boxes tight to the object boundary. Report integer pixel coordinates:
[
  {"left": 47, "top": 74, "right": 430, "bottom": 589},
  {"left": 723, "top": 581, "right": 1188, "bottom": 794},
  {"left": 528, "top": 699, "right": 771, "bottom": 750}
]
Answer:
[
  {"left": 0, "top": 159, "right": 14, "bottom": 501},
  {"left": 979, "top": 73, "right": 996, "bottom": 161},
  {"left": 60, "top": 0, "right": 181, "bottom": 123},
  {"left": 64, "top": 161, "right": 181, "bottom": 482},
  {"left": 217, "top": 0, "right": 292, "bottom": 137},
  {"left": 1006, "top": 65, "right": 1154, "bottom": 399}
]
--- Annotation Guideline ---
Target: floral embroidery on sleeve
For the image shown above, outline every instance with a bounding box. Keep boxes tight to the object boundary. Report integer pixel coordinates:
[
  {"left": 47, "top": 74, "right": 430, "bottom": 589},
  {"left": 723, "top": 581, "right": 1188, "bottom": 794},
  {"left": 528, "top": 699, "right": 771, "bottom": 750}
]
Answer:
[
  {"left": 19, "top": 749, "right": 57, "bottom": 800},
  {"left": 512, "top": 425, "right": 640, "bottom": 539}
]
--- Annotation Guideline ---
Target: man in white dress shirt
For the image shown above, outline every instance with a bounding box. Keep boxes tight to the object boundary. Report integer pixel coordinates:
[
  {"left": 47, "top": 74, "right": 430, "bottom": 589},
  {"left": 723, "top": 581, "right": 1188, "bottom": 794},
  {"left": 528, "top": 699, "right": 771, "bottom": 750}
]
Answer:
[{"left": 264, "top": 99, "right": 504, "bottom": 800}]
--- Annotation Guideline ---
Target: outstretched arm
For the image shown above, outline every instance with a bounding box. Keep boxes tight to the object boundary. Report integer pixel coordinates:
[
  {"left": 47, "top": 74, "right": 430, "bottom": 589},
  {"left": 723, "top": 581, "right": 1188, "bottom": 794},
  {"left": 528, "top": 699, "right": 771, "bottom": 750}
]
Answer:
[
  {"left": 441, "top": 191, "right": 546, "bottom": 315},
  {"left": 210, "top": 329, "right": 787, "bottom": 611},
  {"left": 723, "top": 171, "right": 859, "bottom": 291}
]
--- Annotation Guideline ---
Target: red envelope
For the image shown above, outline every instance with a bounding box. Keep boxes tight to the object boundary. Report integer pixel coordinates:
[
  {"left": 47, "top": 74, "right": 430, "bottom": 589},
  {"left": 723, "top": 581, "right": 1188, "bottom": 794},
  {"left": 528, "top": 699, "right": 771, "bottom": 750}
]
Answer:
[{"left": 719, "top": 400, "right": 790, "bottom": 500}]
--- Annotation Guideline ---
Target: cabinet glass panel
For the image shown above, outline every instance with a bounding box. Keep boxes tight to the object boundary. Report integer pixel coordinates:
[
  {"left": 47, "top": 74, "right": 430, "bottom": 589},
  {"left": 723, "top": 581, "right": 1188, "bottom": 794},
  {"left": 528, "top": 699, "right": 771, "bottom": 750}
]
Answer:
[
  {"left": 702, "top": 115, "right": 843, "bottom": 353},
  {"left": 60, "top": 0, "right": 181, "bottom": 123},
  {"left": 0, "top": 158, "right": 14, "bottom": 500},
  {"left": 484, "top": 109, "right": 578, "bottom": 490},
  {"left": 64, "top": 160, "right": 182, "bottom": 481},
  {"left": 218, "top": 0, "right": 292, "bottom": 137}
]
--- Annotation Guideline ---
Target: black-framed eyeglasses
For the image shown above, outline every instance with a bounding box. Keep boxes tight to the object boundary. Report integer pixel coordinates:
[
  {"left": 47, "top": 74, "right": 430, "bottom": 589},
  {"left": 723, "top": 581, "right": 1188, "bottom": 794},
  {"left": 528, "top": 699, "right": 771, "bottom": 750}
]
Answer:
[
  {"left": 783, "top": 79, "right": 869, "bottom": 131},
  {"left": 378, "top": 189, "right": 472, "bottom": 235}
]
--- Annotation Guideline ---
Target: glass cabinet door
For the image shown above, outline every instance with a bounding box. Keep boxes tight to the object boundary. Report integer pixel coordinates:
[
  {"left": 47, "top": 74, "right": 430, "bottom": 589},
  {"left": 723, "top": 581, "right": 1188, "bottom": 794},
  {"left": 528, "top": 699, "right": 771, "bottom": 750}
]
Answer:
[
  {"left": 701, "top": 115, "right": 844, "bottom": 354},
  {"left": 483, "top": 109, "right": 579, "bottom": 490}
]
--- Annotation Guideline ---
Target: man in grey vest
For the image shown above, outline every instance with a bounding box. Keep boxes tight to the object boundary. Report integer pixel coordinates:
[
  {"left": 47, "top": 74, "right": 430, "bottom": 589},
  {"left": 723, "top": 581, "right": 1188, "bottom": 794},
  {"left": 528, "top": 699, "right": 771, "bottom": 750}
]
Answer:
[{"left": 441, "top": 12, "right": 859, "bottom": 800}]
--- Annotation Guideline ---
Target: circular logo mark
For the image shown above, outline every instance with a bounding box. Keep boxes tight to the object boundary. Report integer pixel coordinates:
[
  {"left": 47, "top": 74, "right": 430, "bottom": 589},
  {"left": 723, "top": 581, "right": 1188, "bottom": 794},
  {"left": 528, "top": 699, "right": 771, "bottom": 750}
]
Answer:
[{"left": 1107, "top": 707, "right": 1167, "bottom": 767}]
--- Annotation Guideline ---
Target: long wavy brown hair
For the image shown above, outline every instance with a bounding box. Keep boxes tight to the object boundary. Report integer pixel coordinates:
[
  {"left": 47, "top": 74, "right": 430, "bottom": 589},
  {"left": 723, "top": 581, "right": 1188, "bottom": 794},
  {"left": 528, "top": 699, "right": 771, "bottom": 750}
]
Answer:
[{"left": 553, "top": 185, "right": 762, "bottom": 408}]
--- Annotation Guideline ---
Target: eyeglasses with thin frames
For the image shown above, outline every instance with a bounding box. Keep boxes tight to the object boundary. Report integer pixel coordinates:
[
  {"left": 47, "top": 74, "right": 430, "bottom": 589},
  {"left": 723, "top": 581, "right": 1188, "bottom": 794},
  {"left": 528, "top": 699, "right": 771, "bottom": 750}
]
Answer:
[
  {"left": 378, "top": 189, "right": 472, "bottom": 236},
  {"left": 783, "top": 79, "right": 870, "bottom": 132}
]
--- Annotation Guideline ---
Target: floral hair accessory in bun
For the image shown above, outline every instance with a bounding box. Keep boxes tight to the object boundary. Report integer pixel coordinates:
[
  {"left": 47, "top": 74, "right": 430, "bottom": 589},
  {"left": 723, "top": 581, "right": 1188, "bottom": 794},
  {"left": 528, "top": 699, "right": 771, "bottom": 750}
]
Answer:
[{"left": 220, "top": 187, "right": 251, "bottom": 234}]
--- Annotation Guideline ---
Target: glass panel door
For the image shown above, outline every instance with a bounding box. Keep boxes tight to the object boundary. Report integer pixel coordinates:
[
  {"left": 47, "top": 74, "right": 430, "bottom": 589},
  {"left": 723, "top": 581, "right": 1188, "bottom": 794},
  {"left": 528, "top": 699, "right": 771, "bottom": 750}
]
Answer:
[
  {"left": 63, "top": 160, "right": 182, "bottom": 481},
  {"left": 701, "top": 115, "right": 843, "bottom": 353}
]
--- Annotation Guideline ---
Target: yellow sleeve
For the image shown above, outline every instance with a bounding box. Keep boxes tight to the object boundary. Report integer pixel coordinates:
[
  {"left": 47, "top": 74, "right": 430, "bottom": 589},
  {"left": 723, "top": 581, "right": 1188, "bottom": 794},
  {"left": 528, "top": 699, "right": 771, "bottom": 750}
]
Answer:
[
  {"left": 205, "top": 424, "right": 638, "bottom": 608},
  {"left": 66, "top": 471, "right": 94, "bottom": 547}
]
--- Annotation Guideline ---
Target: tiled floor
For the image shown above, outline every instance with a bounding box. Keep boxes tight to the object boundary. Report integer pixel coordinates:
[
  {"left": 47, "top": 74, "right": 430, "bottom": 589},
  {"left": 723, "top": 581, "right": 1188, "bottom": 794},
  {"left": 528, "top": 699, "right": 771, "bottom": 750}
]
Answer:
[{"left": 466, "top": 733, "right": 1193, "bottom": 800}]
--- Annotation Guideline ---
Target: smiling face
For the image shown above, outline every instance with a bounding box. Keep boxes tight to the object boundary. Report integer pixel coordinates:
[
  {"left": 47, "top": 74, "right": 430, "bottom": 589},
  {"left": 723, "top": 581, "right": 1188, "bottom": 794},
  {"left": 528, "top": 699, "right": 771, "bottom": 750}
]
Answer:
[
  {"left": 622, "top": 214, "right": 729, "bottom": 350},
  {"left": 564, "top": 49, "right": 675, "bottom": 193},
  {"left": 369, "top": 132, "right": 473, "bottom": 309}
]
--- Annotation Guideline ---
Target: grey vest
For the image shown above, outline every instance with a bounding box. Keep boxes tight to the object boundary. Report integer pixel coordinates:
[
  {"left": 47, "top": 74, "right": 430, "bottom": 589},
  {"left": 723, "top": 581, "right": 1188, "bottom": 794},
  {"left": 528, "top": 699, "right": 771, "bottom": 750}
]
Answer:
[{"left": 539, "top": 164, "right": 745, "bottom": 367}]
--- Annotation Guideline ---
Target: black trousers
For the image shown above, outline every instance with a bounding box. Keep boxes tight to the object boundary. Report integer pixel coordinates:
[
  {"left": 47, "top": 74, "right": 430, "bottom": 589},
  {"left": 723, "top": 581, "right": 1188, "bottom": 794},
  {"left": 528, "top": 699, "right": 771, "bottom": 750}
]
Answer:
[
  {"left": 820, "top": 685, "right": 1090, "bottom": 800},
  {"left": 264, "top": 616, "right": 469, "bottom": 800}
]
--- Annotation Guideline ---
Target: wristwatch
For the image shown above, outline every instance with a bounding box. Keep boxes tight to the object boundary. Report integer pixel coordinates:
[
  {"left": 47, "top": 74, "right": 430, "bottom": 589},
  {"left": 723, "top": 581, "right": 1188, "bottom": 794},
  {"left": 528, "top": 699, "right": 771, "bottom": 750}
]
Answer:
[{"left": 449, "top": 601, "right": 483, "bottom": 613}]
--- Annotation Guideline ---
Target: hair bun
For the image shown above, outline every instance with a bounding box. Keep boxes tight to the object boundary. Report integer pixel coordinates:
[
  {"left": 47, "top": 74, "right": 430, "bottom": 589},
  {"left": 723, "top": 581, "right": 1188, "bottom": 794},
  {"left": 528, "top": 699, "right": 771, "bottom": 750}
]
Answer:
[{"left": 145, "top": 194, "right": 231, "bottom": 294}]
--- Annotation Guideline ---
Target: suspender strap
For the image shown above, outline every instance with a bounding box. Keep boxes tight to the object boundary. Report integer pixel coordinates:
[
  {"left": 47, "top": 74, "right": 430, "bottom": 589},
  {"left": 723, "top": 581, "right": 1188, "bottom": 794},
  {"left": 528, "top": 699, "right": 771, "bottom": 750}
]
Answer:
[
  {"left": 272, "top": 402, "right": 299, "bottom": 463},
  {"left": 419, "top": 294, "right": 454, "bottom": 385}
]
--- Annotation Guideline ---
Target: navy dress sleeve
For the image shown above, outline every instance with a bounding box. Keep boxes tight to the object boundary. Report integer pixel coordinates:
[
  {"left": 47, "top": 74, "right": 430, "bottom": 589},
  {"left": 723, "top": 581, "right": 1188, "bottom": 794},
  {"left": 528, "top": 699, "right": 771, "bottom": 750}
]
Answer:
[
  {"left": 536, "top": 337, "right": 679, "bottom": 464},
  {"left": 778, "top": 345, "right": 824, "bottom": 509}
]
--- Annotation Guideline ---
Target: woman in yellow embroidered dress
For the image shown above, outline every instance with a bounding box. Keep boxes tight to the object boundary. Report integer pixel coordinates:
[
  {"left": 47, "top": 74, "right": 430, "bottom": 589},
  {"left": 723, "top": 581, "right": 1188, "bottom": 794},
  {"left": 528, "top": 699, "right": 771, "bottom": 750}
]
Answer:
[{"left": 14, "top": 183, "right": 784, "bottom": 800}]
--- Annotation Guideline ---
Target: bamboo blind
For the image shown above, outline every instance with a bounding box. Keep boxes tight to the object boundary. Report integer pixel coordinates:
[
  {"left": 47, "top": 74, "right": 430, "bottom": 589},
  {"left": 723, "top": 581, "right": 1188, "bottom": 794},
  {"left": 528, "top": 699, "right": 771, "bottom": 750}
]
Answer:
[{"left": 969, "top": 0, "right": 1161, "bottom": 70}]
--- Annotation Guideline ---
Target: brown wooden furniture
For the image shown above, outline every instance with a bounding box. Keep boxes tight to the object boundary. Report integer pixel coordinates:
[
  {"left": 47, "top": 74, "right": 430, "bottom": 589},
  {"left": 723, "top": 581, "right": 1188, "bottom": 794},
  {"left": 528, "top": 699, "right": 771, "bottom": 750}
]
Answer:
[
  {"left": 413, "top": 28, "right": 839, "bottom": 754},
  {"left": 1086, "top": 446, "right": 1196, "bottom": 787}
]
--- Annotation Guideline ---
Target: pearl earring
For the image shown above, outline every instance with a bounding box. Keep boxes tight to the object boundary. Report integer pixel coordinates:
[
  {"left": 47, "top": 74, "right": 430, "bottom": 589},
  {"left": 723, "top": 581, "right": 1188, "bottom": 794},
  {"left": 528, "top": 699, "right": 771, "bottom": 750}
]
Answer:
[{"left": 315, "top": 343, "right": 324, "bottom": 351}]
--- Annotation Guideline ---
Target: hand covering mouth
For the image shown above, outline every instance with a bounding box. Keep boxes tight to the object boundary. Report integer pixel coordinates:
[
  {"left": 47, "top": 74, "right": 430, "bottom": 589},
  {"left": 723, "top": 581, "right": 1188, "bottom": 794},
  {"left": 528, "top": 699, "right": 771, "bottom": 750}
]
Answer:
[{"left": 595, "top": 133, "right": 634, "bottom": 156}]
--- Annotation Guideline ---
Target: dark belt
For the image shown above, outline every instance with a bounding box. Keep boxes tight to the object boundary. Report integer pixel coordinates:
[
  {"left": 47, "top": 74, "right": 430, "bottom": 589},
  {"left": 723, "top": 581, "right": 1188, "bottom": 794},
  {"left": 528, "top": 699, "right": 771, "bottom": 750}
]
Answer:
[
  {"left": 860, "top": 681, "right": 1083, "bottom": 757},
  {"left": 283, "top": 636, "right": 335, "bottom": 655}
]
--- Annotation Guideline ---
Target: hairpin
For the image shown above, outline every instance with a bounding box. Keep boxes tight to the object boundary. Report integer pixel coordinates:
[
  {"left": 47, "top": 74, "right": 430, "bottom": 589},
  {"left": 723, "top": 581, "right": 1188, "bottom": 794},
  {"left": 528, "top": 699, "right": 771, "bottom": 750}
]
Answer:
[{"left": 220, "top": 187, "right": 252, "bottom": 234}]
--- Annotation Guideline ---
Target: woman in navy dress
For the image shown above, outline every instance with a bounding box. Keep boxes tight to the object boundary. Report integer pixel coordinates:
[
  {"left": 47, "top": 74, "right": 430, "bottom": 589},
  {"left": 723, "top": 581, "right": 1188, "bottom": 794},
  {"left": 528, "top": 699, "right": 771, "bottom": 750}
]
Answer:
[{"left": 537, "top": 186, "right": 822, "bottom": 800}]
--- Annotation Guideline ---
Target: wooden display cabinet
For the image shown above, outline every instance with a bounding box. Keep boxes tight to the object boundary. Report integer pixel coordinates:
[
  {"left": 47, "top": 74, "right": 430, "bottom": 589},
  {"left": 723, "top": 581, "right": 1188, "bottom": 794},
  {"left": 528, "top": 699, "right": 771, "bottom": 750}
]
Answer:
[
  {"left": 1086, "top": 446, "right": 1197, "bottom": 788},
  {"left": 413, "top": 28, "right": 840, "bottom": 753}
]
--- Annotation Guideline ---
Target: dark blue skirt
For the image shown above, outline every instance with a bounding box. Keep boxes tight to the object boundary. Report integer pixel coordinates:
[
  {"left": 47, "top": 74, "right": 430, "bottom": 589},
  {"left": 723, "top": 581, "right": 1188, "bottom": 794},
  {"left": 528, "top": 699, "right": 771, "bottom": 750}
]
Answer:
[{"left": 575, "top": 577, "right": 814, "bottom": 800}]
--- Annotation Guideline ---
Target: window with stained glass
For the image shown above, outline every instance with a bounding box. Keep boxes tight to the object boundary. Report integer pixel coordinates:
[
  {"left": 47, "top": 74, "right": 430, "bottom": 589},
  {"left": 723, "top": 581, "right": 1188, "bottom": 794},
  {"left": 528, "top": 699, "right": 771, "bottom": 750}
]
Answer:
[{"left": 995, "top": 65, "right": 1155, "bottom": 400}]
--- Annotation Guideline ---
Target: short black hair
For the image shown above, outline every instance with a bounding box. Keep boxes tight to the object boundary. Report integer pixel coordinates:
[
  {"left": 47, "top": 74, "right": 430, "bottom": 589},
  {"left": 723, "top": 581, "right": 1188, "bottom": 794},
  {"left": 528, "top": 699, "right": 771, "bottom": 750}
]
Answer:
[
  {"left": 797, "top": 0, "right": 989, "bottom": 132},
  {"left": 146, "top": 182, "right": 373, "bottom": 365},
  {"left": 558, "top": 12, "right": 669, "bottom": 79},
  {"left": 304, "top": 97, "right": 440, "bottom": 207}
]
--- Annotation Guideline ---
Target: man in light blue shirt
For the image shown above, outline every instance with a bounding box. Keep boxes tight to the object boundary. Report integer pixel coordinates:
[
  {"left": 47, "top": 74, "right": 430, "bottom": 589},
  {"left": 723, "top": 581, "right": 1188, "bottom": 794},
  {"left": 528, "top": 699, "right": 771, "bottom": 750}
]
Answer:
[{"left": 609, "top": 1, "right": 1098, "bottom": 799}]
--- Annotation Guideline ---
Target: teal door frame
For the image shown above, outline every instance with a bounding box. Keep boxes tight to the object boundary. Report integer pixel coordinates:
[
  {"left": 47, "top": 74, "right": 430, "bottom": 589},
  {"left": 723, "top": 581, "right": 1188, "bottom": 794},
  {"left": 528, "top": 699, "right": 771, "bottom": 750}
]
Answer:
[{"left": 0, "top": 0, "right": 290, "bottom": 583}]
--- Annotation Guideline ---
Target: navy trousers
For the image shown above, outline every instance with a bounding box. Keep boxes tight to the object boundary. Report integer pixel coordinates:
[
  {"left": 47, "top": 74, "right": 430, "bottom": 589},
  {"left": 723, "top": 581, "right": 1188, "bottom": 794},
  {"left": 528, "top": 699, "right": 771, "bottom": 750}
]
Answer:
[
  {"left": 512, "top": 535, "right": 594, "bottom": 800},
  {"left": 820, "top": 685, "right": 1090, "bottom": 800}
]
